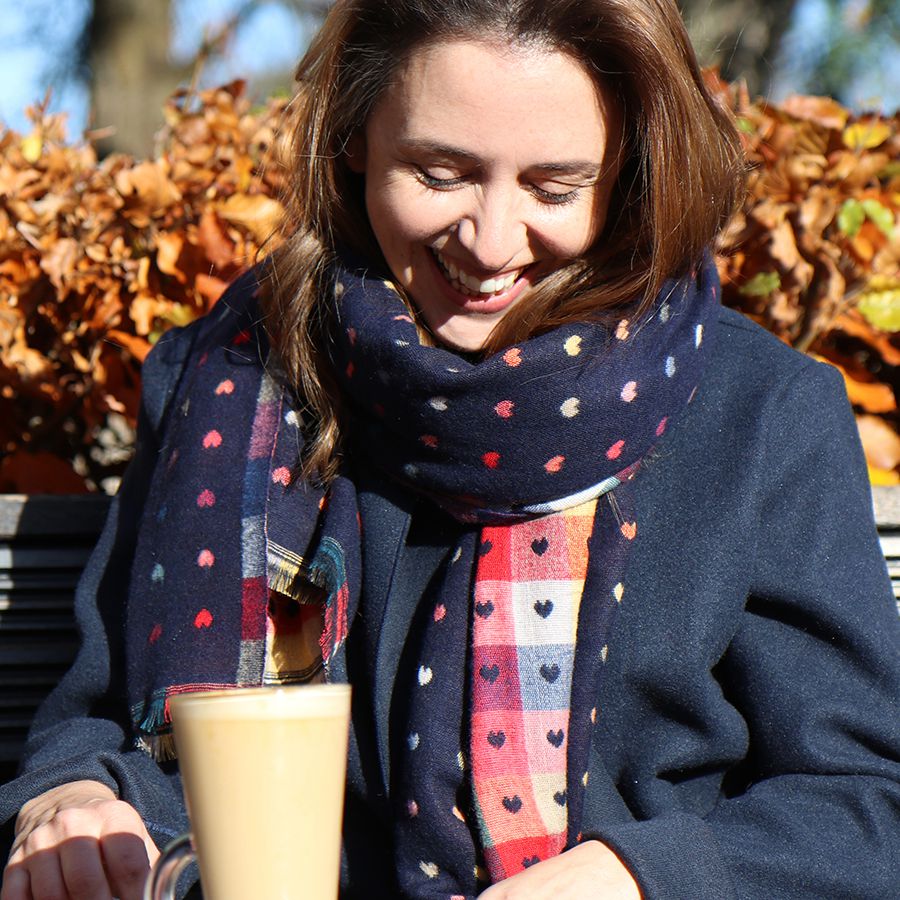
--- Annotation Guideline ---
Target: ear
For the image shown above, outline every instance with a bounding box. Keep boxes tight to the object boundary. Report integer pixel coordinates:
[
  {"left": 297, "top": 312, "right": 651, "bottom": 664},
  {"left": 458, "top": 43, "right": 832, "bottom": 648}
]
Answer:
[{"left": 345, "top": 130, "right": 367, "bottom": 174}]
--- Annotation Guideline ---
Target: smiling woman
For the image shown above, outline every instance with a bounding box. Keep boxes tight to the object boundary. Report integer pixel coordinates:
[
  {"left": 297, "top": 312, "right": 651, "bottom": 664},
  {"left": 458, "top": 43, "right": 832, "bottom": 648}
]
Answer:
[{"left": 1, "top": 1, "right": 899, "bottom": 899}]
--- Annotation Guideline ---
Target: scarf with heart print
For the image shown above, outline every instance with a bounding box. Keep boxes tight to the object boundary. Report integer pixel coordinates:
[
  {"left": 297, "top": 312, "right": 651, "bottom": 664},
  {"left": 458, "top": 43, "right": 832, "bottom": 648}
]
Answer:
[{"left": 125, "top": 252, "right": 720, "bottom": 895}]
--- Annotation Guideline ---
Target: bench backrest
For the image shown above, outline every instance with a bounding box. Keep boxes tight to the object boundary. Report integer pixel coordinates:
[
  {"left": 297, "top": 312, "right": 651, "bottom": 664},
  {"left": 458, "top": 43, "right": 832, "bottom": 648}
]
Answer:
[
  {"left": 2, "top": 491, "right": 899, "bottom": 786},
  {"left": 0, "top": 495, "right": 111, "bottom": 786}
]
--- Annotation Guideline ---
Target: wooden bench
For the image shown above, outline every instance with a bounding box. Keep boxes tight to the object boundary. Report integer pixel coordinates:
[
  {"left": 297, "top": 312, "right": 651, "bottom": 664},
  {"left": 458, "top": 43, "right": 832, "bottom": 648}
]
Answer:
[
  {"left": 2, "top": 488, "right": 899, "bottom": 787},
  {"left": 0, "top": 495, "right": 111, "bottom": 787}
]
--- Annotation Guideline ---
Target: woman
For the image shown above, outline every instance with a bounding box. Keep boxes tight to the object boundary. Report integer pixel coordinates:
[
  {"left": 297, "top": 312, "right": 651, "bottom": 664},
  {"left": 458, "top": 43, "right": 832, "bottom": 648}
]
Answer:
[{"left": 2, "top": 1, "right": 899, "bottom": 898}]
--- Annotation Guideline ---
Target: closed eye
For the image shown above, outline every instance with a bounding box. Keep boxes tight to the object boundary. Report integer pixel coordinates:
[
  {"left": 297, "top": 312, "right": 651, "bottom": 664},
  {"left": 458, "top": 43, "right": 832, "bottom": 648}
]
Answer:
[
  {"left": 416, "top": 167, "right": 467, "bottom": 189},
  {"left": 531, "top": 185, "right": 581, "bottom": 206}
]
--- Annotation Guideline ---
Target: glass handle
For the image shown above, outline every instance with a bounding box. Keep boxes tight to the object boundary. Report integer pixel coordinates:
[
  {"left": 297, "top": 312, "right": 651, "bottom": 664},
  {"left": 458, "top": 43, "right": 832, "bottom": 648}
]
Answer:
[{"left": 143, "top": 833, "right": 195, "bottom": 900}]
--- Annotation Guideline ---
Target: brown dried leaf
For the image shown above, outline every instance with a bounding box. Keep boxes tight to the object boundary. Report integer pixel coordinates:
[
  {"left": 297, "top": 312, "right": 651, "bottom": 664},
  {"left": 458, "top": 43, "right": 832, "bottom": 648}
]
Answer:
[
  {"left": 780, "top": 95, "right": 849, "bottom": 130},
  {"left": 39, "top": 237, "right": 80, "bottom": 291},
  {"left": 856, "top": 414, "right": 900, "bottom": 471},
  {"left": 115, "top": 160, "right": 183, "bottom": 222},
  {"left": 106, "top": 328, "right": 152, "bottom": 363},
  {"left": 156, "top": 232, "right": 186, "bottom": 281},
  {"left": 198, "top": 209, "right": 236, "bottom": 270},
  {"left": 0, "top": 450, "right": 87, "bottom": 494},
  {"left": 217, "top": 193, "right": 284, "bottom": 244}
]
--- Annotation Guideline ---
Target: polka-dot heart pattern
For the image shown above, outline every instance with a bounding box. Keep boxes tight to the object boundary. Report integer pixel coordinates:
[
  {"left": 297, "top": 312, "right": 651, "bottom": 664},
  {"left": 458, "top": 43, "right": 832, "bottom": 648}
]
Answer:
[
  {"left": 544, "top": 455, "right": 565, "bottom": 474},
  {"left": 325, "top": 252, "right": 718, "bottom": 521},
  {"left": 503, "top": 347, "right": 523, "bottom": 367},
  {"left": 271, "top": 466, "right": 292, "bottom": 487}
]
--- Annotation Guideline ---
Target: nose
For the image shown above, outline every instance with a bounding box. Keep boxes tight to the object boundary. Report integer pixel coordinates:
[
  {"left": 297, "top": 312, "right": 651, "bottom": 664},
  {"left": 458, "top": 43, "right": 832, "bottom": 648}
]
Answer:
[{"left": 454, "top": 185, "right": 526, "bottom": 272}]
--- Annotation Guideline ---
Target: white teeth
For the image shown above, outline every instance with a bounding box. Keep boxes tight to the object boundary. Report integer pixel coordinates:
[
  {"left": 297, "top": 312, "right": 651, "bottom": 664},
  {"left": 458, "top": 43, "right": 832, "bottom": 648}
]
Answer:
[{"left": 435, "top": 251, "right": 520, "bottom": 296}]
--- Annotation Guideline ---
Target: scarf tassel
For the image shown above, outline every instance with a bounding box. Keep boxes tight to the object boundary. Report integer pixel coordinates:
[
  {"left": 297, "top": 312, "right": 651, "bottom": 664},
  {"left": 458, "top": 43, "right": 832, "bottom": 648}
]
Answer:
[
  {"left": 308, "top": 536, "right": 351, "bottom": 667},
  {"left": 134, "top": 731, "right": 178, "bottom": 762},
  {"left": 132, "top": 693, "right": 177, "bottom": 761}
]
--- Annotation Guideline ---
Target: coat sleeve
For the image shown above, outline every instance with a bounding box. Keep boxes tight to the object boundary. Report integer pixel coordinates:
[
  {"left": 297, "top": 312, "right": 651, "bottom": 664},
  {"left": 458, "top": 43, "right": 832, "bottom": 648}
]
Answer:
[
  {"left": 0, "top": 325, "right": 198, "bottom": 852},
  {"left": 588, "top": 360, "right": 900, "bottom": 899}
]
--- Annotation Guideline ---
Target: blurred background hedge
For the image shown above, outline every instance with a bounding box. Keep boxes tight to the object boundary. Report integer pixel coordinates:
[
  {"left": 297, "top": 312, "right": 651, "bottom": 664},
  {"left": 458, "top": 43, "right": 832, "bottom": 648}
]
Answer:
[{"left": 0, "top": 5, "right": 898, "bottom": 493}]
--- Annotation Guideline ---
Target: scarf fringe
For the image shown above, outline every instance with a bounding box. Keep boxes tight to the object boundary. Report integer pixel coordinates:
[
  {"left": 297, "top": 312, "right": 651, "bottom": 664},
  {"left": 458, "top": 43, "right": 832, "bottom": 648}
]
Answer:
[
  {"left": 134, "top": 731, "right": 178, "bottom": 762},
  {"left": 310, "top": 536, "right": 351, "bottom": 666},
  {"left": 267, "top": 541, "right": 310, "bottom": 602},
  {"left": 132, "top": 693, "right": 176, "bottom": 761}
]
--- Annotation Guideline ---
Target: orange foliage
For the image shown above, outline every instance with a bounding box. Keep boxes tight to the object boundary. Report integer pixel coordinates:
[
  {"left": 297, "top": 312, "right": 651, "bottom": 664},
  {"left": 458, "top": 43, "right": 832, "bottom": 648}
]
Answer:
[
  {"left": 708, "top": 74, "right": 900, "bottom": 483},
  {"left": 1, "top": 77, "right": 899, "bottom": 492},
  {"left": 0, "top": 83, "right": 289, "bottom": 491}
]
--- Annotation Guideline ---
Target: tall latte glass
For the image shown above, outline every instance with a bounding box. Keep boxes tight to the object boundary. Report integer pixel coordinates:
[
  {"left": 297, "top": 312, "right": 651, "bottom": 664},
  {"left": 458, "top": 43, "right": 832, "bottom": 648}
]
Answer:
[{"left": 144, "top": 684, "right": 351, "bottom": 900}]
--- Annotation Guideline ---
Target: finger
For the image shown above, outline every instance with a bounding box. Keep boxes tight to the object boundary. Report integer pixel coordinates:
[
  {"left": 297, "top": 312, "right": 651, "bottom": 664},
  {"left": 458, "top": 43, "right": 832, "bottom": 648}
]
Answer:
[
  {"left": 20, "top": 846, "right": 68, "bottom": 900},
  {"left": 57, "top": 835, "right": 113, "bottom": 900},
  {"left": 101, "top": 832, "right": 153, "bottom": 900},
  {"left": 0, "top": 859, "right": 32, "bottom": 900}
]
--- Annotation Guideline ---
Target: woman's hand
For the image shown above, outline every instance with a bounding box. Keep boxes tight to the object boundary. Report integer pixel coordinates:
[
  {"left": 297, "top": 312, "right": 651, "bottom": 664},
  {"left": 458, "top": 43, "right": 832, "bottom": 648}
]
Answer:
[
  {"left": 479, "top": 840, "right": 641, "bottom": 899},
  {"left": 1, "top": 780, "right": 159, "bottom": 900}
]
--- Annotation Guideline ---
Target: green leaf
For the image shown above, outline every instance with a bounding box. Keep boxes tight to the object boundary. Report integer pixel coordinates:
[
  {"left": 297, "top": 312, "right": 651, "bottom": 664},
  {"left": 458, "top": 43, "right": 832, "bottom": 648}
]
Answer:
[
  {"left": 735, "top": 117, "right": 755, "bottom": 135},
  {"left": 838, "top": 199, "right": 865, "bottom": 237},
  {"left": 861, "top": 199, "right": 895, "bottom": 239},
  {"left": 739, "top": 271, "right": 781, "bottom": 297},
  {"left": 162, "top": 304, "right": 196, "bottom": 327},
  {"left": 878, "top": 161, "right": 900, "bottom": 180},
  {"left": 859, "top": 288, "right": 900, "bottom": 332}
]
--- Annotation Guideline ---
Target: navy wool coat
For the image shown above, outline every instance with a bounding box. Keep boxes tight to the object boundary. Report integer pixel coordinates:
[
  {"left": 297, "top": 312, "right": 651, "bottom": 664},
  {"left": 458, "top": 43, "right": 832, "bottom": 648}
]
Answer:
[{"left": 1, "top": 299, "right": 899, "bottom": 899}]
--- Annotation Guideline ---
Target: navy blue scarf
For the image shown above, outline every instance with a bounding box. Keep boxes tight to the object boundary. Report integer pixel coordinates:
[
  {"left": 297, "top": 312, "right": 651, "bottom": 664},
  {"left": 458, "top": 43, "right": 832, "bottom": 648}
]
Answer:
[{"left": 125, "top": 252, "right": 720, "bottom": 892}]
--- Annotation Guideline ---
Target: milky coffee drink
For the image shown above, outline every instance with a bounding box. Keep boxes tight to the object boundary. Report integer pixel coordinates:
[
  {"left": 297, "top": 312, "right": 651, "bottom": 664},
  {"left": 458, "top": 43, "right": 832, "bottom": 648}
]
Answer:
[{"left": 169, "top": 684, "right": 351, "bottom": 900}]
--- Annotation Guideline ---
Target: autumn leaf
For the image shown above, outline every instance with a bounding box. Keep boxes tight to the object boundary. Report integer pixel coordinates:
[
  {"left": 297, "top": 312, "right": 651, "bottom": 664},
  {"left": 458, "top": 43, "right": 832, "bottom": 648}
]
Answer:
[
  {"left": 156, "top": 232, "right": 186, "bottom": 281},
  {"left": 105, "top": 329, "right": 152, "bottom": 363},
  {"left": 838, "top": 199, "right": 866, "bottom": 237},
  {"left": 843, "top": 120, "right": 891, "bottom": 151},
  {"left": 20, "top": 129, "right": 43, "bottom": 163},
  {"left": 857, "top": 276, "right": 900, "bottom": 332},
  {"left": 780, "top": 94, "right": 849, "bottom": 130},
  {"left": 861, "top": 199, "right": 895, "bottom": 239},
  {"left": 857, "top": 415, "right": 900, "bottom": 471},
  {"left": 0, "top": 450, "right": 87, "bottom": 494},
  {"left": 115, "top": 160, "right": 183, "bottom": 222},
  {"left": 868, "top": 464, "right": 900, "bottom": 486},
  {"left": 739, "top": 271, "right": 782, "bottom": 297},
  {"left": 197, "top": 210, "right": 236, "bottom": 270},
  {"left": 217, "top": 194, "right": 284, "bottom": 244}
]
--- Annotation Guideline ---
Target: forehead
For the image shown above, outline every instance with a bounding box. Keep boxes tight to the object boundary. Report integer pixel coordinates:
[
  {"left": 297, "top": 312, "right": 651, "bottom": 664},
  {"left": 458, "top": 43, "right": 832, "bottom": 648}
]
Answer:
[{"left": 368, "top": 39, "right": 612, "bottom": 162}]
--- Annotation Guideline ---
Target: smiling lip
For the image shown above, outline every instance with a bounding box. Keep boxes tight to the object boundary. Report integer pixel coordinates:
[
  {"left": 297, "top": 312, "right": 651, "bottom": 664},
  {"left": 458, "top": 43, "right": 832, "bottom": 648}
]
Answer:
[{"left": 428, "top": 249, "right": 532, "bottom": 314}]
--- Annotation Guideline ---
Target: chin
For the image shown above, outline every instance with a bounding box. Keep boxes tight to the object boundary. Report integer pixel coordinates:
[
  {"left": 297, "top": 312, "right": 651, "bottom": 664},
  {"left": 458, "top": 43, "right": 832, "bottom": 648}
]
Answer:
[{"left": 429, "top": 321, "right": 496, "bottom": 354}]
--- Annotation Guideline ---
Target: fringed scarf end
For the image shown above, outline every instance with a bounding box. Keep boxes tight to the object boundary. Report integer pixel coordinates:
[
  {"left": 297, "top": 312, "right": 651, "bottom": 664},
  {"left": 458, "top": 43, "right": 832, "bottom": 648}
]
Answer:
[
  {"left": 131, "top": 693, "right": 176, "bottom": 761},
  {"left": 311, "top": 537, "right": 350, "bottom": 667},
  {"left": 267, "top": 542, "right": 310, "bottom": 603},
  {"left": 134, "top": 731, "right": 178, "bottom": 762}
]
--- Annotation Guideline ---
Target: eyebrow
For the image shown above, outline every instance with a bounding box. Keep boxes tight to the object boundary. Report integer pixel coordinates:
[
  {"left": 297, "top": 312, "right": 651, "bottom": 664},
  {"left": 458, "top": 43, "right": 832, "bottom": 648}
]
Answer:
[{"left": 397, "top": 138, "right": 602, "bottom": 179}]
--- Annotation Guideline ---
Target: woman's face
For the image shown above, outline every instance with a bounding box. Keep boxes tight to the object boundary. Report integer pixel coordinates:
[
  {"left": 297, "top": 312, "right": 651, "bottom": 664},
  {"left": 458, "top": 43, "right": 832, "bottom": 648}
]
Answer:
[{"left": 351, "top": 39, "right": 619, "bottom": 351}]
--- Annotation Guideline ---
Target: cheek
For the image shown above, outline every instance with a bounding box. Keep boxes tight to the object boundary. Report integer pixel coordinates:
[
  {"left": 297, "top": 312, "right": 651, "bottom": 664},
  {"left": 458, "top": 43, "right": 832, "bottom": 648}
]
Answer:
[
  {"left": 366, "top": 178, "right": 431, "bottom": 244},
  {"left": 543, "top": 193, "right": 613, "bottom": 258},
  {"left": 536, "top": 212, "right": 603, "bottom": 260}
]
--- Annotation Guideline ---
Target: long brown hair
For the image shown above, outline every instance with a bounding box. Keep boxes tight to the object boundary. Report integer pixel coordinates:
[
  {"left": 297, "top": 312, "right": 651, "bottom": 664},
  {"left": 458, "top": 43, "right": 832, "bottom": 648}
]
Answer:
[{"left": 264, "top": 0, "right": 745, "bottom": 483}]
